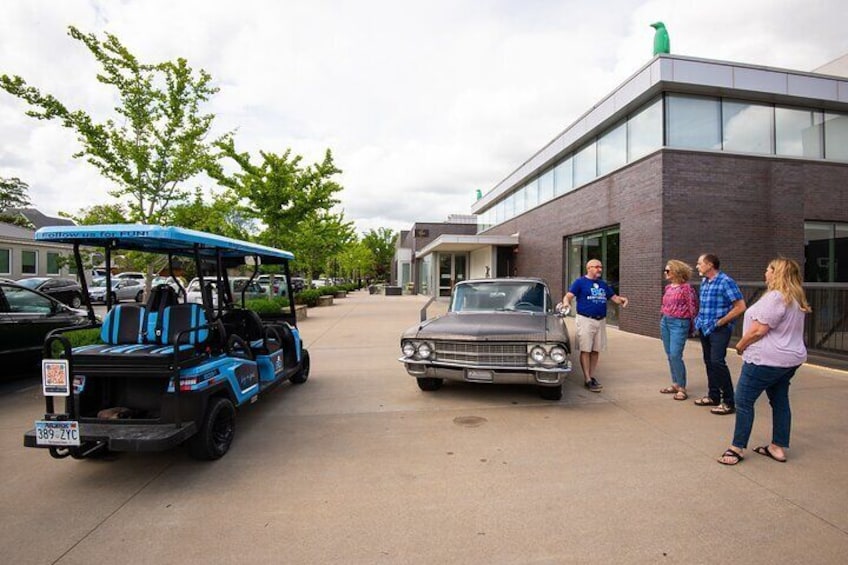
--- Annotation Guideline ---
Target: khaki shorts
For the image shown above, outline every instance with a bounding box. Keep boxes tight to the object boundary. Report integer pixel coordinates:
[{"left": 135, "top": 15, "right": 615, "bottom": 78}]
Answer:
[{"left": 575, "top": 314, "right": 607, "bottom": 352}]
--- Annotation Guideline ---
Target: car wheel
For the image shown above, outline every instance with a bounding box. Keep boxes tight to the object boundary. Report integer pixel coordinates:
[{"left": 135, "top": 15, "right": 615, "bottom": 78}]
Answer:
[
  {"left": 189, "top": 397, "right": 236, "bottom": 460},
  {"left": 416, "top": 377, "right": 443, "bottom": 391},
  {"left": 110, "top": 292, "right": 118, "bottom": 304},
  {"left": 538, "top": 385, "right": 562, "bottom": 401},
  {"left": 70, "top": 294, "right": 82, "bottom": 308},
  {"left": 135, "top": 290, "right": 144, "bottom": 302},
  {"left": 290, "top": 349, "right": 310, "bottom": 384}
]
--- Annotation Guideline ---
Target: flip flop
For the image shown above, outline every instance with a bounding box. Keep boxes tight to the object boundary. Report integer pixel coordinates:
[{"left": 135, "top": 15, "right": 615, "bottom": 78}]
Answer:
[
  {"left": 694, "top": 396, "right": 719, "bottom": 406},
  {"left": 718, "top": 448, "right": 743, "bottom": 466},
  {"left": 673, "top": 391, "right": 688, "bottom": 401},
  {"left": 660, "top": 386, "right": 677, "bottom": 394},
  {"left": 754, "top": 445, "right": 787, "bottom": 463}
]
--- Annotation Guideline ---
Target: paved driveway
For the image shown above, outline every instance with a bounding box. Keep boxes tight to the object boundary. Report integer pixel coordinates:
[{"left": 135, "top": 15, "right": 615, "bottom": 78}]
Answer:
[{"left": 1, "top": 291, "right": 847, "bottom": 564}]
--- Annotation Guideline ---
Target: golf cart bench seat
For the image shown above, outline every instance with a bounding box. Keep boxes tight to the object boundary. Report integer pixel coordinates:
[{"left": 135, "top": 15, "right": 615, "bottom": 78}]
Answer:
[{"left": 70, "top": 303, "right": 211, "bottom": 373}]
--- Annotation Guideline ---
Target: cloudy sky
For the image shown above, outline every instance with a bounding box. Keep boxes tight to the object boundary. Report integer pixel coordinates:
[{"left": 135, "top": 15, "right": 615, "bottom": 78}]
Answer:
[{"left": 2, "top": 0, "right": 847, "bottom": 234}]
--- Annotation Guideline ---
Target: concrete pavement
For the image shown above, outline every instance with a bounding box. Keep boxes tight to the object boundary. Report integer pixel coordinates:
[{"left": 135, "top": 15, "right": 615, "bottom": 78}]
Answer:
[{"left": 1, "top": 290, "right": 847, "bottom": 564}]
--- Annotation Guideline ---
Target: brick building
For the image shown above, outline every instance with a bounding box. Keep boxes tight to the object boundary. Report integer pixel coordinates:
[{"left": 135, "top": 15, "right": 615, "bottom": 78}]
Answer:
[{"left": 400, "top": 54, "right": 848, "bottom": 346}]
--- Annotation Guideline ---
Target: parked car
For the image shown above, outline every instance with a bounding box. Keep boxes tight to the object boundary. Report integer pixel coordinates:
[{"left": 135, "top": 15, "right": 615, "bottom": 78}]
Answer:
[
  {"left": 151, "top": 276, "right": 186, "bottom": 292},
  {"left": 88, "top": 278, "right": 144, "bottom": 304},
  {"left": 186, "top": 277, "right": 266, "bottom": 307},
  {"left": 290, "top": 277, "right": 306, "bottom": 293},
  {"left": 15, "top": 277, "right": 84, "bottom": 308},
  {"left": 0, "top": 280, "right": 90, "bottom": 368},
  {"left": 399, "top": 278, "right": 572, "bottom": 400},
  {"left": 256, "top": 274, "right": 289, "bottom": 297},
  {"left": 114, "top": 271, "right": 146, "bottom": 281}
]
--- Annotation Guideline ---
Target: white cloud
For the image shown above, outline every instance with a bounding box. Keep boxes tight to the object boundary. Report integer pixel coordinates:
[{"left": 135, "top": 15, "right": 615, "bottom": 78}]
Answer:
[{"left": 1, "top": 0, "right": 846, "bottom": 234}]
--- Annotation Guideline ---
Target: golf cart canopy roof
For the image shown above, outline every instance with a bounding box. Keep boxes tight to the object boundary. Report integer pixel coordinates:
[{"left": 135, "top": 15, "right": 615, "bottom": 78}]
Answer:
[{"left": 35, "top": 224, "right": 294, "bottom": 265}]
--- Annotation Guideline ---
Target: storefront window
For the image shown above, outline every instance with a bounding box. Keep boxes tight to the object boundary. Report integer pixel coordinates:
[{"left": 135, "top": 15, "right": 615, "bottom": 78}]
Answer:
[
  {"left": 565, "top": 227, "right": 621, "bottom": 323},
  {"left": 776, "top": 106, "right": 823, "bottom": 158},
  {"left": 666, "top": 94, "right": 721, "bottom": 150},
  {"left": 805, "top": 221, "right": 848, "bottom": 282}
]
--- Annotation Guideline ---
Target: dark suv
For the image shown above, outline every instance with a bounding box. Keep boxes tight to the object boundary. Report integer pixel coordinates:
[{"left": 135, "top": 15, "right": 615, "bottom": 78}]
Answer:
[{"left": 15, "top": 277, "right": 84, "bottom": 308}]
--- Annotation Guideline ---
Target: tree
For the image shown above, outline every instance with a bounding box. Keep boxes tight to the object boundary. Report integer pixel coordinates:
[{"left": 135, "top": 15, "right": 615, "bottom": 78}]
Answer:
[
  {"left": 60, "top": 202, "right": 129, "bottom": 225},
  {"left": 167, "top": 188, "right": 253, "bottom": 239},
  {"left": 287, "top": 211, "right": 355, "bottom": 281},
  {"left": 361, "top": 227, "right": 397, "bottom": 281},
  {"left": 0, "top": 26, "right": 225, "bottom": 224},
  {"left": 0, "top": 176, "right": 34, "bottom": 227}
]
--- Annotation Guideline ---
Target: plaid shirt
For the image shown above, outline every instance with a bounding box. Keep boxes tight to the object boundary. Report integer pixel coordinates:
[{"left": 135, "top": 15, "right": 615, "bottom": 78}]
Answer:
[{"left": 695, "top": 271, "right": 743, "bottom": 336}]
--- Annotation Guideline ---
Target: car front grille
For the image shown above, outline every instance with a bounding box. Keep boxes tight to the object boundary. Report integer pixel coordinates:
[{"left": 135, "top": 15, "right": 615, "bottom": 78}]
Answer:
[{"left": 434, "top": 341, "right": 526, "bottom": 367}]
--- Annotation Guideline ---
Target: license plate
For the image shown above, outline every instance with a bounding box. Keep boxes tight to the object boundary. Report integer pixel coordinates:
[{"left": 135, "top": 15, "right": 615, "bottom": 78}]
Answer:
[
  {"left": 466, "top": 369, "right": 494, "bottom": 382},
  {"left": 34, "top": 420, "right": 80, "bottom": 446}
]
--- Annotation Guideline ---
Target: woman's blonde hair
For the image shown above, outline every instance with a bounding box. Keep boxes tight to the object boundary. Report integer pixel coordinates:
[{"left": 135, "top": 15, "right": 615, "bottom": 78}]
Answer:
[
  {"left": 767, "top": 258, "right": 811, "bottom": 313},
  {"left": 665, "top": 259, "right": 693, "bottom": 282}
]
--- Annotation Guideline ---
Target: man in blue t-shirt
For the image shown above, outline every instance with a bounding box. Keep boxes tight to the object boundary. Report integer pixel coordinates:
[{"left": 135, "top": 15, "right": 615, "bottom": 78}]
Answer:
[{"left": 561, "top": 259, "right": 629, "bottom": 392}]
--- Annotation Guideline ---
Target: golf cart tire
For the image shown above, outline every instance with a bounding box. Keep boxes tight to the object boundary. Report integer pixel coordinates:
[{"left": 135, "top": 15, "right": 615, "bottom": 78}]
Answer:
[
  {"left": 189, "top": 397, "right": 236, "bottom": 460},
  {"left": 290, "top": 350, "right": 310, "bottom": 384}
]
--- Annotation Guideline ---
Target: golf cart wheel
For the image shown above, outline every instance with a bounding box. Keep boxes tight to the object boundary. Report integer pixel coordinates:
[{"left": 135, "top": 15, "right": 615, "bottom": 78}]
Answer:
[
  {"left": 290, "top": 350, "right": 310, "bottom": 384},
  {"left": 189, "top": 397, "right": 236, "bottom": 460},
  {"left": 538, "top": 385, "right": 563, "bottom": 401},
  {"left": 416, "top": 377, "right": 443, "bottom": 391}
]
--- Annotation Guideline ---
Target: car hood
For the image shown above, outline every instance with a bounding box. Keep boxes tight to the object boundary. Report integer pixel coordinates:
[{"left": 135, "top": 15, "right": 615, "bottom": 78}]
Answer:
[{"left": 402, "top": 312, "right": 566, "bottom": 342}]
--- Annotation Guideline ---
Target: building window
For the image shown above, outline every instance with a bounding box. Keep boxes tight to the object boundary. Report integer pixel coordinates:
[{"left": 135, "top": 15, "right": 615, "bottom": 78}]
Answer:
[
  {"left": 523, "top": 179, "right": 538, "bottom": 211},
  {"left": 46, "top": 252, "right": 61, "bottom": 275},
  {"left": 0, "top": 248, "right": 9, "bottom": 275},
  {"left": 21, "top": 250, "right": 37, "bottom": 275},
  {"left": 722, "top": 100, "right": 774, "bottom": 155},
  {"left": 573, "top": 142, "right": 597, "bottom": 187},
  {"left": 566, "top": 227, "right": 621, "bottom": 323},
  {"left": 776, "top": 106, "right": 823, "bottom": 158},
  {"left": 805, "top": 221, "right": 848, "bottom": 282},
  {"left": 666, "top": 94, "right": 721, "bottom": 150},
  {"left": 597, "top": 121, "right": 627, "bottom": 176},
  {"left": 538, "top": 168, "right": 554, "bottom": 202},
  {"left": 553, "top": 157, "right": 573, "bottom": 196},
  {"left": 628, "top": 97, "right": 663, "bottom": 161},
  {"left": 824, "top": 112, "right": 848, "bottom": 162}
]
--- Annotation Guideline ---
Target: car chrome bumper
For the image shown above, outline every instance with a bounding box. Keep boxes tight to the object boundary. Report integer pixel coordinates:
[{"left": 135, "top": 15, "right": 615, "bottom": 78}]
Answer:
[{"left": 400, "top": 358, "right": 571, "bottom": 386}]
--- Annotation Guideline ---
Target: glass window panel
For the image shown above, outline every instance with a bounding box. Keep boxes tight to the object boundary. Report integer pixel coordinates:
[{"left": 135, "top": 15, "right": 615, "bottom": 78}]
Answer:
[
  {"left": 21, "top": 250, "right": 37, "bottom": 275},
  {"left": 598, "top": 121, "right": 627, "bottom": 175},
  {"left": 524, "top": 179, "right": 538, "bottom": 211},
  {"left": 824, "top": 112, "right": 848, "bottom": 161},
  {"left": 0, "top": 248, "right": 9, "bottom": 274},
  {"left": 573, "top": 142, "right": 596, "bottom": 187},
  {"left": 666, "top": 94, "right": 721, "bottom": 150},
  {"left": 538, "top": 169, "right": 554, "bottom": 202},
  {"left": 628, "top": 97, "right": 663, "bottom": 161},
  {"left": 776, "top": 106, "right": 823, "bottom": 158},
  {"left": 514, "top": 188, "right": 526, "bottom": 215},
  {"left": 554, "top": 157, "right": 573, "bottom": 196},
  {"left": 47, "top": 252, "right": 60, "bottom": 275},
  {"left": 804, "top": 222, "right": 835, "bottom": 282},
  {"left": 722, "top": 100, "right": 773, "bottom": 154}
]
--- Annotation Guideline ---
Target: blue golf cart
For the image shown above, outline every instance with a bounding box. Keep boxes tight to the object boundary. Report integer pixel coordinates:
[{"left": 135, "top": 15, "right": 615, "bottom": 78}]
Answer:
[{"left": 23, "top": 225, "right": 310, "bottom": 460}]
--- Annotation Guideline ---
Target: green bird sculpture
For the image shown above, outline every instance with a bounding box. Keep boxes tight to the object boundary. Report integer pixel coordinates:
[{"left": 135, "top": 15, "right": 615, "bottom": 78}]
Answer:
[{"left": 651, "top": 22, "right": 670, "bottom": 55}]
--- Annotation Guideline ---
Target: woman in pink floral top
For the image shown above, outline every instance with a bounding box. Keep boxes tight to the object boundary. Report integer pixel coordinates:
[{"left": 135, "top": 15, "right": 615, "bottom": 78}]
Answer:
[{"left": 659, "top": 260, "right": 699, "bottom": 400}]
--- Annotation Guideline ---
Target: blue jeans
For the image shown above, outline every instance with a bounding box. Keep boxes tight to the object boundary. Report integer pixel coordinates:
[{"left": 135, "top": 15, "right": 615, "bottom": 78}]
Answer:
[
  {"left": 660, "top": 316, "right": 689, "bottom": 388},
  {"left": 699, "top": 325, "right": 734, "bottom": 406},
  {"left": 732, "top": 362, "right": 799, "bottom": 449}
]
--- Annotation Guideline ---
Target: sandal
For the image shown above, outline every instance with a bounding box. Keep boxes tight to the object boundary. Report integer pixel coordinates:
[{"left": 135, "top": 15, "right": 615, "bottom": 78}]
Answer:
[
  {"left": 694, "top": 396, "right": 719, "bottom": 406},
  {"left": 754, "top": 445, "right": 787, "bottom": 463},
  {"left": 718, "top": 448, "right": 744, "bottom": 466},
  {"left": 710, "top": 403, "right": 736, "bottom": 415},
  {"left": 673, "top": 391, "right": 688, "bottom": 401},
  {"left": 660, "top": 386, "right": 677, "bottom": 394}
]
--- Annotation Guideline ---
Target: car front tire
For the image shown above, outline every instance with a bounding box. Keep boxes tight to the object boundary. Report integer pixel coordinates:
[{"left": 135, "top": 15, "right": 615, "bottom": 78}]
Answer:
[
  {"left": 538, "top": 385, "right": 562, "bottom": 401},
  {"left": 416, "top": 377, "right": 443, "bottom": 391}
]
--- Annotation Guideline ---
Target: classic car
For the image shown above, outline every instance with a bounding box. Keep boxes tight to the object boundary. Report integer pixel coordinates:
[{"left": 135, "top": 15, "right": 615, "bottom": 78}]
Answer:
[
  {"left": 15, "top": 277, "right": 84, "bottom": 308},
  {"left": 399, "top": 278, "right": 572, "bottom": 400}
]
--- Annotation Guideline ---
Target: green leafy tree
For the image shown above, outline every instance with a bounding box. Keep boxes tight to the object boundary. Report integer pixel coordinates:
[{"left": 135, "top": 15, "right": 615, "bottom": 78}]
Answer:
[
  {"left": 60, "top": 202, "right": 129, "bottom": 225},
  {"left": 0, "top": 26, "right": 225, "bottom": 224},
  {"left": 288, "top": 211, "right": 355, "bottom": 281},
  {"left": 362, "top": 227, "right": 397, "bottom": 281},
  {"left": 0, "top": 176, "right": 34, "bottom": 227},
  {"left": 336, "top": 238, "right": 375, "bottom": 283},
  {"left": 167, "top": 188, "right": 253, "bottom": 239}
]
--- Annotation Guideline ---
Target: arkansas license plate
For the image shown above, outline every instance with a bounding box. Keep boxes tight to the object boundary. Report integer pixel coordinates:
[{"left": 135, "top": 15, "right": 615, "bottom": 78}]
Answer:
[{"left": 34, "top": 420, "right": 80, "bottom": 446}]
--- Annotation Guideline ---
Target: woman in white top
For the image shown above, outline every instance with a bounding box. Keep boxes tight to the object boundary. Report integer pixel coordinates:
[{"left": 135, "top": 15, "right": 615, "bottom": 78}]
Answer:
[{"left": 718, "top": 258, "right": 810, "bottom": 466}]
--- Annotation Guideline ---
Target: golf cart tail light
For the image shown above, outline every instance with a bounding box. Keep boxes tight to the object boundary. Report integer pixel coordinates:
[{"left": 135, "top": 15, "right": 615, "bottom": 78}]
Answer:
[
  {"left": 418, "top": 342, "right": 432, "bottom": 359},
  {"left": 550, "top": 347, "right": 567, "bottom": 364},
  {"left": 530, "top": 346, "right": 546, "bottom": 363},
  {"left": 402, "top": 342, "right": 416, "bottom": 357}
]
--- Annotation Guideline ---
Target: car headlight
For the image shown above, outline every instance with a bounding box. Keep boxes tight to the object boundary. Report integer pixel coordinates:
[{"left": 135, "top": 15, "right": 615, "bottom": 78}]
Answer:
[
  {"left": 418, "top": 342, "right": 433, "bottom": 359},
  {"left": 550, "top": 346, "right": 567, "bottom": 364},
  {"left": 529, "top": 346, "right": 547, "bottom": 364},
  {"left": 402, "top": 342, "right": 416, "bottom": 358}
]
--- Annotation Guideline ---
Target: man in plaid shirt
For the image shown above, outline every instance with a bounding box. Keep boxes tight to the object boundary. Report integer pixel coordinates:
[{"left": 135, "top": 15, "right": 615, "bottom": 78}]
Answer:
[{"left": 694, "top": 253, "right": 747, "bottom": 415}]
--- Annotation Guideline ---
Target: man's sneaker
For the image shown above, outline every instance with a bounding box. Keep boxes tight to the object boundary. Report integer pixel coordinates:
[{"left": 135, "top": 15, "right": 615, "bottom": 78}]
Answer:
[{"left": 585, "top": 378, "right": 603, "bottom": 392}]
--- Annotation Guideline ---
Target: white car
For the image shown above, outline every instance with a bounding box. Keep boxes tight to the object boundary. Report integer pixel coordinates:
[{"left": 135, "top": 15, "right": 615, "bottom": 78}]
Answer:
[{"left": 186, "top": 277, "right": 267, "bottom": 307}]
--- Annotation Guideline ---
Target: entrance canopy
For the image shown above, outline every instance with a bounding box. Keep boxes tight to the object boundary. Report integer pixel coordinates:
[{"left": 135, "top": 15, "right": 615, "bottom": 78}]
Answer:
[{"left": 415, "top": 234, "right": 518, "bottom": 259}]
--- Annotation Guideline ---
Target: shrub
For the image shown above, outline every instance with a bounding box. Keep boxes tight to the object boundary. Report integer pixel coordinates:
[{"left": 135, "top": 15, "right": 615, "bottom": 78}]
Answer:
[
  {"left": 295, "top": 288, "right": 323, "bottom": 307},
  {"left": 245, "top": 296, "right": 290, "bottom": 315}
]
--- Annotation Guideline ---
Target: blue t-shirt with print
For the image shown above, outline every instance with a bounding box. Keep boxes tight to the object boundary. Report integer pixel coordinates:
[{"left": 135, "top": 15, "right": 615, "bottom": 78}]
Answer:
[{"left": 569, "top": 276, "right": 615, "bottom": 318}]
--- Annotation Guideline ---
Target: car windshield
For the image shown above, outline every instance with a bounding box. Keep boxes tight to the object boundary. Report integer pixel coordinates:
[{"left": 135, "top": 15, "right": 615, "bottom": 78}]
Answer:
[
  {"left": 451, "top": 281, "right": 547, "bottom": 313},
  {"left": 15, "top": 278, "right": 46, "bottom": 289}
]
